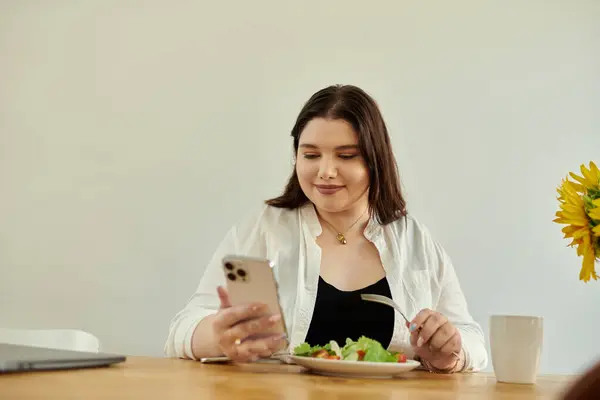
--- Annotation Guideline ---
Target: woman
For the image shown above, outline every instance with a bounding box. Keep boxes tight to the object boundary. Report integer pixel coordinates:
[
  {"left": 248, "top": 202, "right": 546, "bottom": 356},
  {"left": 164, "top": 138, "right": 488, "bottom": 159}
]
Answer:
[{"left": 165, "top": 84, "right": 487, "bottom": 373}]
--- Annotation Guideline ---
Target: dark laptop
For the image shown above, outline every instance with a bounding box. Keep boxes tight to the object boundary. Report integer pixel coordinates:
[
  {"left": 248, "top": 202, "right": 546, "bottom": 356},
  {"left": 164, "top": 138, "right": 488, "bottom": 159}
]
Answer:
[{"left": 0, "top": 343, "right": 126, "bottom": 373}]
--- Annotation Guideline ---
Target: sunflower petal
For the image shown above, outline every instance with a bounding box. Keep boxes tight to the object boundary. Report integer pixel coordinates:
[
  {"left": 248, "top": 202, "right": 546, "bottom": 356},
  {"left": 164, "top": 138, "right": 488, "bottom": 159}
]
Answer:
[
  {"left": 564, "top": 179, "right": 585, "bottom": 195},
  {"left": 563, "top": 191, "right": 584, "bottom": 205},
  {"left": 561, "top": 204, "right": 586, "bottom": 215},
  {"left": 569, "top": 181, "right": 586, "bottom": 193},
  {"left": 560, "top": 208, "right": 588, "bottom": 218},
  {"left": 574, "top": 230, "right": 591, "bottom": 241},
  {"left": 589, "top": 207, "right": 600, "bottom": 220},
  {"left": 559, "top": 217, "right": 588, "bottom": 227},
  {"left": 589, "top": 161, "right": 600, "bottom": 183},
  {"left": 568, "top": 238, "right": 583, "bottom": 247},
  {"left": 580, "top": 164, "right": 596, "bottom": 187},
  {"left": 569, "top": 172, "right": 587, "bottom": 186},
  {"left": 579, "top": 245, "right": 598, "bottom": 282},
  {"left": 562, "top": 225, "right": 579, "bottom": 234}
]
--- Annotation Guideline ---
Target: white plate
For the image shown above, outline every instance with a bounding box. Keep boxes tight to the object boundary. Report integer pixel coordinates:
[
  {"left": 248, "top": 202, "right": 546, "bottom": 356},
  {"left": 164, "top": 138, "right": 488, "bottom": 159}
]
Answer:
[{"left": 289, "top": 356, "right": 421, "bottom": 379}]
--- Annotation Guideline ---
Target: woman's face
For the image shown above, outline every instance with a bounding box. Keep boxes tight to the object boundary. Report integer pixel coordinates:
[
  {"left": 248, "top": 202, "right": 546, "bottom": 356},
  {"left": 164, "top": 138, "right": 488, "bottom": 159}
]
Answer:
[{"left": 296, "top": 118, "right": 370, "bottom": 213}]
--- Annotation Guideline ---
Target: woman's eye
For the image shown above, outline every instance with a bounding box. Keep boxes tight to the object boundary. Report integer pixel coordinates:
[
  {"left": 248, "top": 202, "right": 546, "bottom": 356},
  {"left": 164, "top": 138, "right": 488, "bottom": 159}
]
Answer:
[
  {"left": 303, "top": 154, "right": 319, "bottom": 159},
  {"left": 339, "top": 154, "right": 358, "bottom": 160}
]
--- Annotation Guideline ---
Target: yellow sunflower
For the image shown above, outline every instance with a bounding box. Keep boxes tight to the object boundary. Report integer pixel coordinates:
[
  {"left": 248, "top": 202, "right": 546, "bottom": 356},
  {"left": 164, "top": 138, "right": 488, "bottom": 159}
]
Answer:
[{"left": 554, "top": 161, "right": 600, "bottom": 282}]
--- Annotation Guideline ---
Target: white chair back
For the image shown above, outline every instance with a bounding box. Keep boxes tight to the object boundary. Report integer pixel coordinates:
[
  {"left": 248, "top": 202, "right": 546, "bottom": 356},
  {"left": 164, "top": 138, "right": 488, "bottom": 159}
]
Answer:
[{"left": 0, "top": 328, "right": 100, "bottom": 353}]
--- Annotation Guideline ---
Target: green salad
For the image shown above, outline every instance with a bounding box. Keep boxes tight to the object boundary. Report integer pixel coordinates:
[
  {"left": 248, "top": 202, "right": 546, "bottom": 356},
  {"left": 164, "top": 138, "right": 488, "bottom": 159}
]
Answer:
[{"left": 293, "top": 336, "right": 407, "bottom": 363}]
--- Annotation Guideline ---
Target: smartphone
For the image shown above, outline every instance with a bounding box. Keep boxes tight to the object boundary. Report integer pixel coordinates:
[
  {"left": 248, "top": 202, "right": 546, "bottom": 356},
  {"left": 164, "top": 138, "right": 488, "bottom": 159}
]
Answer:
[{"left": 221, "top": 255, "right": 289, "bottom": 346}]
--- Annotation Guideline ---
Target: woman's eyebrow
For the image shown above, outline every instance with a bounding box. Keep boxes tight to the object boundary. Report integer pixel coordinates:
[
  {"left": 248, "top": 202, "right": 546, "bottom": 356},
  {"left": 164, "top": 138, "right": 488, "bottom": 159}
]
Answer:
[{"left": 299, "top": 143, "right": 359, "bottom": 150}]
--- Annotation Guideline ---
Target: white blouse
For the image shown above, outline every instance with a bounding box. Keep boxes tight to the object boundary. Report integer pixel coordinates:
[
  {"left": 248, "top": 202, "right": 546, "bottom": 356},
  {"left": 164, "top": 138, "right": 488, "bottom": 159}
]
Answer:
[{"left": 164, "top": 203, "right": 488, "bottom": 372}]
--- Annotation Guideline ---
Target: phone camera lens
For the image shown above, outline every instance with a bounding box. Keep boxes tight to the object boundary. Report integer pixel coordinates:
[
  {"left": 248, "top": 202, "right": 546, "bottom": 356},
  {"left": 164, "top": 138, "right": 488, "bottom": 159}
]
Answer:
[
  {"left": 224, "top": 262, "right": 234, "bottom": 271},
  {"left": 236, "top": 269, "right": 247, "bottom": 278},
  {"left": 227, "top": 272, "right": 236, "bottom": 281}
]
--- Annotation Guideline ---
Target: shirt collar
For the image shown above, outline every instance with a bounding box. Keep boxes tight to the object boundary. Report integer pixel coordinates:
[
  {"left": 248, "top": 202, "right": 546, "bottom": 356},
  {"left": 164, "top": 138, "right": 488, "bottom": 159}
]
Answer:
[
  {"left": 300, "top": 203, "right": 322, "bottom": 239},
  {"left": 364, "top": 213, "right": 383, "bottom": 240}
]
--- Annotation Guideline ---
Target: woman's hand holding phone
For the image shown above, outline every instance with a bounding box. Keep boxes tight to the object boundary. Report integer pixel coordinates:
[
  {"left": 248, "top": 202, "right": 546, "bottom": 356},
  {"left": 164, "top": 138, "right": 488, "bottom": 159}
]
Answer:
[{"left": 212, "top": 286, "right": 288, "bottom": 362}]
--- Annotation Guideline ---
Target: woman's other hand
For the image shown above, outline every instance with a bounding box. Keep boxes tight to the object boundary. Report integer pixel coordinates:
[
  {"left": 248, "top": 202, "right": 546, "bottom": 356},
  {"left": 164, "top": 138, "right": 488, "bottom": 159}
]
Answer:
[{"left": 407, "top": 308, "right": 464, "bottom": 372}]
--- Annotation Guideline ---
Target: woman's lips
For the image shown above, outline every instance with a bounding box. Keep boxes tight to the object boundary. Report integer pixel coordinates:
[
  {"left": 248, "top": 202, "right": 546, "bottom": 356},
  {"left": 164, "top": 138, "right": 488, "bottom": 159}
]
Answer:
[{"left": 315, "top": 185, "right": 344, "bottom": 195}]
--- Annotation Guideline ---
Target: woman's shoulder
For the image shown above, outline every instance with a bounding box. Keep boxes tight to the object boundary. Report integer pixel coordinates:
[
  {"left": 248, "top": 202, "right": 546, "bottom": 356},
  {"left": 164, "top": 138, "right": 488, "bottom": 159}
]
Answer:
[
  {"left": 233, "top": 203, "right": 301, "bottom": 237},
  {"left": 385, "top": 214, "right": 436, "bottom": 244},
  {"left": 385, "top": 214, "right": 450, "bottom": 267}
]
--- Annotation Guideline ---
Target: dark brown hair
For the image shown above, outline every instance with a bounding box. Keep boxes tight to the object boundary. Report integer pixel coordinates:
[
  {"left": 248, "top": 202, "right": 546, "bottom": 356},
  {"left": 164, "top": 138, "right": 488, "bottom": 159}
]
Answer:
[{"left": 265, "top": 84, "right": 407, "bottom": 225}]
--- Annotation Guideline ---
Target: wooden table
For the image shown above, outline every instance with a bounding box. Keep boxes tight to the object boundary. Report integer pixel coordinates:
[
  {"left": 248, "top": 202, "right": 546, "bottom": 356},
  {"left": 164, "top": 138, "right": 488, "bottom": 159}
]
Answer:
[{"left": 0, "top": 356, "right": 576, "bottom": 399}]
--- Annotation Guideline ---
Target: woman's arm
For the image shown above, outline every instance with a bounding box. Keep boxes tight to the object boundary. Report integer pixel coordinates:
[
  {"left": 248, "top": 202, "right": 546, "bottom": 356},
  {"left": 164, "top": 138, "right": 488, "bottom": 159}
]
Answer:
[
  {"left": 432, "top": 242, "right": 488, "bottom": 372},
  {"left": 164, "top": 227, "right": 235, "bottom": 359},
  {"left": 405, "top": 218, "right": 488, "bottom": 372},
  {"left": 189, "top": 315, "right": 222, "bottom": 358},
  {"left": 165, "top": 207, "right": 270, "bottom": 360}
]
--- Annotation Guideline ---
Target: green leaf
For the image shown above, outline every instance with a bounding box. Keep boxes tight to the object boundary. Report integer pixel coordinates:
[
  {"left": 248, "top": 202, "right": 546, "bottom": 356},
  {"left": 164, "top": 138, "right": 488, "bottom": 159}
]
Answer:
[
  {"left": 341, "top": 338, "right": 359, "bottom": 358},
  {"left": 357, "top": 336, "right": 397, "bottom": 363},
  {"left": 588, "top": 187, "right": 600, "bottom": 200},
  {"left": 293, "top": 342, "right": 312, "bottom": 356},
  {"left": 293, "top": 342, "right": 334, "bottom": 356}
]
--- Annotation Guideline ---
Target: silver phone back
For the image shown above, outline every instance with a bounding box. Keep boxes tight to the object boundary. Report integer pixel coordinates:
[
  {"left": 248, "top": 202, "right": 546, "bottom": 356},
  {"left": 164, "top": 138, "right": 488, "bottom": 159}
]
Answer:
[{"left": 221, "top": 255, "right": 289, "bottom": 344}]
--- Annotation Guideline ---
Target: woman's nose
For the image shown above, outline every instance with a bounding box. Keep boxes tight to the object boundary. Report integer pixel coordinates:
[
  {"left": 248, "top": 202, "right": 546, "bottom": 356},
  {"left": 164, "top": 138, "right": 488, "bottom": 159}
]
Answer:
[{"left": 318, "top": 157, "right": 338, "bottom": 179}]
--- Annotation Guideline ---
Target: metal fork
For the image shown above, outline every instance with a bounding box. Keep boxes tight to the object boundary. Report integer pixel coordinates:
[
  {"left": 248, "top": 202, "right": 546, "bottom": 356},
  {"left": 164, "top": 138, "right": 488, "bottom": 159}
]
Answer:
[
  {"left": 360, "top": 293, "right": 460, "bottom": 359},
  {"left": 360, "top": 293, "right": 412, "bottom": 325}
]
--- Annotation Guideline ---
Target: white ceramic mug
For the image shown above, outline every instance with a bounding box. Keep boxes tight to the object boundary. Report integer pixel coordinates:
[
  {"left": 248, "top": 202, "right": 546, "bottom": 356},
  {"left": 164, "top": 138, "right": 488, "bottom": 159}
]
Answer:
[{"left": 489, "top": 315, "right": 543, "bottom": 384}]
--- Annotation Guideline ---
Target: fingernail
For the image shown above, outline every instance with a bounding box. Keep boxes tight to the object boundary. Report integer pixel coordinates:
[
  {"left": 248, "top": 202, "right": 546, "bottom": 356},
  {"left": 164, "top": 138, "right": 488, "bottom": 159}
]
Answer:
[
  {"left": 275, "top": 333, "right": 287, "bottom": 341},
  {"left": 409, "top": 323, "right": 417, "bottom": 332},
  {"left": 417, "top": 337, "right": 424, "bottom": 347},
  {"left": 268, "top": 314, "right": 281, "bottom": 323}
]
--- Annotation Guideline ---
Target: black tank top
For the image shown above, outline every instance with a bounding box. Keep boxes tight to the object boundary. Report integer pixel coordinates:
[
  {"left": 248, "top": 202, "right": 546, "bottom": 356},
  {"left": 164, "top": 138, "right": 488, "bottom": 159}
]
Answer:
[{"left": 304, "top": 276, "right": 395, "bottom": 348}]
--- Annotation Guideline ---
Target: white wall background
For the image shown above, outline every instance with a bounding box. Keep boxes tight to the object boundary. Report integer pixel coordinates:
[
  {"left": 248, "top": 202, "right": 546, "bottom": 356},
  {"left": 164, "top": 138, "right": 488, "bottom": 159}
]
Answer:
[{"left": 1, "top": 0, "right": 599, "bottom": 375}]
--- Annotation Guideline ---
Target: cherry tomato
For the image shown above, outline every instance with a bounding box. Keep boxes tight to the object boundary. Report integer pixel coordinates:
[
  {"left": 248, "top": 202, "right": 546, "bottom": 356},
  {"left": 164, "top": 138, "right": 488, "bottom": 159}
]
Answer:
[
  {"left": 357, "top": 350, "right": 366, "bottom": 361},
  {"left": 395, "top": 353, "right": 407, "bottom": 363},
  {"left": 326, "top": 355, "right": 340, "bottom": 360},
  {"left": 312, "top": 349, "right": 329, "bottom": 358}
]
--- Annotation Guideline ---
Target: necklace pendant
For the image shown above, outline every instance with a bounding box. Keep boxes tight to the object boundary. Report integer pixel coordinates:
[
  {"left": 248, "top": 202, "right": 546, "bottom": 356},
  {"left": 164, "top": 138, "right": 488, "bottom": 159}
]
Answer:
[{"left": 336, "top": 233, "right": 347, "bottom": 245}]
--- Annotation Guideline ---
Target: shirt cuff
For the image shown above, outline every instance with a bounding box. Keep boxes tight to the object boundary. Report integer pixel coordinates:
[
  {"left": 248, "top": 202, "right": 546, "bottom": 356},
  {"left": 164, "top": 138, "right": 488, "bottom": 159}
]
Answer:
[
  {"left": 167, "top": 316, "right": 204, "bottom": 360},
  {"left": 183, "top": 317, "right": 202, "bottom": 360},
  {"left": 458, "top": 327, "right": 486, "bottom": 372}
]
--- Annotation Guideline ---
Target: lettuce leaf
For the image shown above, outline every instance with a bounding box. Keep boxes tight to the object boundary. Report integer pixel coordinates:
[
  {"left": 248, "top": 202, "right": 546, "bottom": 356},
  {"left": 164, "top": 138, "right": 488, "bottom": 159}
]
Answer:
[
  {"left": 341, "top": 336, "right": 398, "bottom": 362},
  {"left": 359, "top": 337, "right": 397, "bottom": 362},
  {"left": 341, "top": 338, "right": 360, "bottom": 359},
  {"left": 293, "top": 342, "right": 332, "bottom": 356},
  {"left": 293, "top": 342, "right": 313, "bottom": 356}
]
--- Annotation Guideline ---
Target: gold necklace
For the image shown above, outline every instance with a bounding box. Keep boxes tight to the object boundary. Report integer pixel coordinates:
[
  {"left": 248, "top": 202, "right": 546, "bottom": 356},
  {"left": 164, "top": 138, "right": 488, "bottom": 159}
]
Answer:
[{"left": 320, "top": 208, "right": 369, "bottom": 245}]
